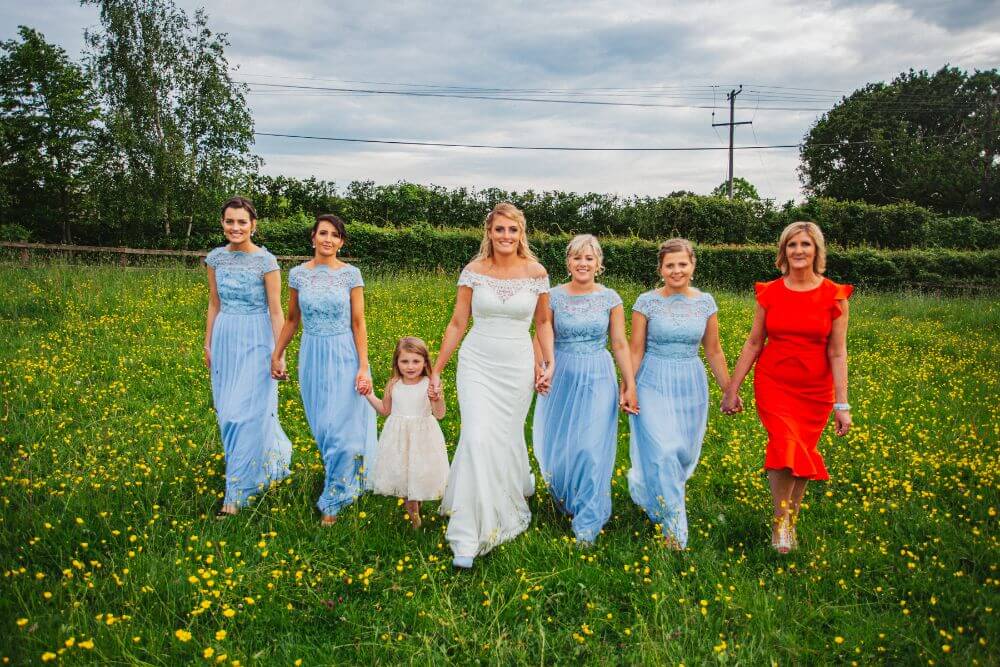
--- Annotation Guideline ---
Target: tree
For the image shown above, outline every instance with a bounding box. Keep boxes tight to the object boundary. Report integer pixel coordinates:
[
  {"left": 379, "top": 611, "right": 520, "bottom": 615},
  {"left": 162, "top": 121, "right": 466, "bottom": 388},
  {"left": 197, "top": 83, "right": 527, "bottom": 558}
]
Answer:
[
  {"left": 82, "top": 0, "right": 258, "bottom": 241},
  {"left": 711, "top": 177, "right": 760, "bottom": 201},
  {"left": 799, "top": 66, "right": 1000, "bottom": 219},
  {"left": 0, "top": 26, "right": 100, "bottom": 242}
]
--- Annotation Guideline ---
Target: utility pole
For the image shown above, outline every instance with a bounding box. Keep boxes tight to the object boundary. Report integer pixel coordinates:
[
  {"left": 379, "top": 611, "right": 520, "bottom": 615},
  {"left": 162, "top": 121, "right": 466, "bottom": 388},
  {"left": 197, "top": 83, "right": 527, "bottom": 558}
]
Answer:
[{"left": 712, "top": 85, "right": 752, "bottom": 199}]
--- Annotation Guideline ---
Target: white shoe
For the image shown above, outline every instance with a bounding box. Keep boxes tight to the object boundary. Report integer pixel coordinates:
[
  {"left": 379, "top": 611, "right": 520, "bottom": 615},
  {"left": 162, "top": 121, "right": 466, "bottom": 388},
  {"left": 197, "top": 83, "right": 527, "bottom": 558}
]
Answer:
[{"left": 452, "top": 555, "right": 474, "bottom": 569}]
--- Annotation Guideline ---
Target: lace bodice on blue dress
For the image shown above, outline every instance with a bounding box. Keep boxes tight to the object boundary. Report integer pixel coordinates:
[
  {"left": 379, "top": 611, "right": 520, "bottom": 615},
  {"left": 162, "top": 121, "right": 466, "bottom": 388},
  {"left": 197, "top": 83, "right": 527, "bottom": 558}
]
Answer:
[
  {"left": 549, "top": 285, "right": 623, "bottom": 354},
  {"left": 288, "top": 263, "right": 364, "bottom": 336},
  {"left": 206, "top": 246, "right": 280, "bottom": 314},
  {"left": 633, "top": 290, "right": 718, "bottom": 360}
]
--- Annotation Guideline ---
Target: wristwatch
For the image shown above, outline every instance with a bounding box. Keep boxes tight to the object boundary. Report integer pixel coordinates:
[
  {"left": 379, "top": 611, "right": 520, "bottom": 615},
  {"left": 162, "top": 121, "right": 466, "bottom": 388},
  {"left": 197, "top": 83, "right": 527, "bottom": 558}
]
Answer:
[{"left": 833, "top": 402, "right": 851, "bottom": 411}]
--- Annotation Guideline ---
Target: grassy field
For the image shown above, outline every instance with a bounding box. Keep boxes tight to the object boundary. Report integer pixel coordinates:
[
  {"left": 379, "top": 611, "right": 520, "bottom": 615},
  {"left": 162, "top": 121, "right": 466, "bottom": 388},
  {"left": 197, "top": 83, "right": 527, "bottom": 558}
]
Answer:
[{"left": 1, "top": 264, "right": 998, "bottom": 665}]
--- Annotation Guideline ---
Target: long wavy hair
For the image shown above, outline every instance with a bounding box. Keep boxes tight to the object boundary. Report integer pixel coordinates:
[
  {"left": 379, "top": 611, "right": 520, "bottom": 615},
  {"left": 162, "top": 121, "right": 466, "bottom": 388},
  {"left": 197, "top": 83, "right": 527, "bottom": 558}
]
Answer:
[{"left": 472, "top": 202, "right": 538, "bottom": 263}]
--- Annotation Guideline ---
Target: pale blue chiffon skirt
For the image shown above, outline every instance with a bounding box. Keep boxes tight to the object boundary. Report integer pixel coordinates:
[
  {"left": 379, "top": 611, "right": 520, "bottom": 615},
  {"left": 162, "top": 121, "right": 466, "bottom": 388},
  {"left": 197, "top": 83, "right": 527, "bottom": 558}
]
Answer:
[
  {"left": 210, "top": 311, "right": 292, "bottom": 507},
  {"left": 628, "top": 355, "right": 708, "bottom": 547},
  {"left": 299, "top": 331, "right": 378, "bottom": 516},
  {"left": 532, "top": 349, "right": 619, "bottom": 543}
]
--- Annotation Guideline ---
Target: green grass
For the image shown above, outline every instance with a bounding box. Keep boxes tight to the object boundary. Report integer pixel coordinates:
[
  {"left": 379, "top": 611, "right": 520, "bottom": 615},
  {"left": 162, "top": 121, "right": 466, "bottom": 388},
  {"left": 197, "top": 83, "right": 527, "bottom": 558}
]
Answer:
[{"left": 1, "top": 263, "right": 998, "bottom": 665}]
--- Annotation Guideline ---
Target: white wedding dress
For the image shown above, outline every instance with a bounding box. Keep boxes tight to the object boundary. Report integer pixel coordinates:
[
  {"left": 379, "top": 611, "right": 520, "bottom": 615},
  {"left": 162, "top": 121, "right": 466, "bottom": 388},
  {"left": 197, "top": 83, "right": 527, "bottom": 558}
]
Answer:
[{"left": 440, "top": 268, "right": 550, "bottom": 559}]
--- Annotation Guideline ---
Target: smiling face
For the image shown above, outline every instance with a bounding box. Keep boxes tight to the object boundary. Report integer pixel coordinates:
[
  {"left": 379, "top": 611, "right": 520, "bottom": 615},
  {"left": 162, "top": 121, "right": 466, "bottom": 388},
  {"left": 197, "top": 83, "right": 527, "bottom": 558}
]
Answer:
[
  {"left": 659, "top": 251, "right": 695, "bottom": 290},
  {"left": 784, "top": 231, "right": 817, "bottom": 274},
  {"left": 568, "top": 248, "right": 599, "bottom": 286},
  {"left": 312, "top": 220, "right": 344, "bottom": 258},
  {"left": 221, "top": 206, "right": 255, "bottom": 245},
  {"left": 489, "top": 213, "right": 522, "bottom": 257},
  {"left": 396, "top": 350, "right": 426, "bottom": 380}
]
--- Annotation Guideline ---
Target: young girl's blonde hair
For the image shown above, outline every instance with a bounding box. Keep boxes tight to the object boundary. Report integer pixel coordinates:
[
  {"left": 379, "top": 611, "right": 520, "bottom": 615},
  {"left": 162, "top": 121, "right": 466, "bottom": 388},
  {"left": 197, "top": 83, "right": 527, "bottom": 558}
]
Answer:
[
  {"left": 472, "top": 202, "right": 538, "bottom": 262},
  {"left": 391, "top": 337, "right": 432, "bottom": 380}
]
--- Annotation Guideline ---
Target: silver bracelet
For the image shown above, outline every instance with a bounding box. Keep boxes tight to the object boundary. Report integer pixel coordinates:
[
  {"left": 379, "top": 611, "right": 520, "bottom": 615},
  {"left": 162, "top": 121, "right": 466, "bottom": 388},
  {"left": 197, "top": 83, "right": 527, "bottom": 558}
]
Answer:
[{"left": 833, "top": 402, "right": 851, "bottom": 411}]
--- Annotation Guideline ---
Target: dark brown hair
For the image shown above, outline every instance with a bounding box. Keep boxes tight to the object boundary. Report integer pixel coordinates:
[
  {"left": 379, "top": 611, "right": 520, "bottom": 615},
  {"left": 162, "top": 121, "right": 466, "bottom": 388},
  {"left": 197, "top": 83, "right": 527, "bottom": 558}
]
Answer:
[
  {"left": 312, "top": 214, "right": 347, "bottom": 240},
  {"left": 391, "top": 337, "right": 432, "bottom": 380},
  {"left": 220, "top": 196, "right": 257, "bottom": 221}
]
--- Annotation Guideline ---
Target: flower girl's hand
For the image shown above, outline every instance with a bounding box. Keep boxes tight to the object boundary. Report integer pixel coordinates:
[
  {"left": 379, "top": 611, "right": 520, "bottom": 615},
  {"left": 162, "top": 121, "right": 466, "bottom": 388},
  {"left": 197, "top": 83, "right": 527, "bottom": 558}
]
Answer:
[
  {"left": 270, "top": 354, "right": 287, "bottom": 381},
  {"left": 355, "top": 371, "right": 372, "bottom": 395},
  {"left": 428, "top": 374, "right": 442, "bottom": 401}
]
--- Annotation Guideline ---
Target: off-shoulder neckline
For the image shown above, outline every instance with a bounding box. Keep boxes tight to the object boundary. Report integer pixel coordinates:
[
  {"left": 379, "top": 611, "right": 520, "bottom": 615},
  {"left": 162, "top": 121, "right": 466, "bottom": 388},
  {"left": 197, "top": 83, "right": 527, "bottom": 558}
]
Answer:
[{"left": 462, "top": 268, "right": 548, "bottom": 282}]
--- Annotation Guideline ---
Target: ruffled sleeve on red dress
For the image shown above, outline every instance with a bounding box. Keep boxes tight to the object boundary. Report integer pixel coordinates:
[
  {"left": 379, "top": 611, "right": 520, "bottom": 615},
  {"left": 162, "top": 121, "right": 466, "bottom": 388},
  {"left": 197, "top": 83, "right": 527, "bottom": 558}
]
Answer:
[
  {"left": 828, "top": 281, "right": 854, "bottom": 319},
  {"left": 754, "top": 280, "right": 777, "bottom": 309}
]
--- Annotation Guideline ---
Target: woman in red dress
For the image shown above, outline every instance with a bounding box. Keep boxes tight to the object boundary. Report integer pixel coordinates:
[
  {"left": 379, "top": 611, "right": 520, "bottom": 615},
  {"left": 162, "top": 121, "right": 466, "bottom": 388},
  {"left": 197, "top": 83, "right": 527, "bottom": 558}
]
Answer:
[{"left": 722, "top": 221, "right": 852, "bottom": 553}]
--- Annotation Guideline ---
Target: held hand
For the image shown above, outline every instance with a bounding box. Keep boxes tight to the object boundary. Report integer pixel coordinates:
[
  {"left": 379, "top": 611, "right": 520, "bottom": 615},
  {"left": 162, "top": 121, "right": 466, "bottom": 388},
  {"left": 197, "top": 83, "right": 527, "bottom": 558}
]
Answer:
[
  {"left": 620, "top": 384, "right": 639, "bottom": 415},
  {"left": 355, "top": 371, "right": 372, "bottom": 395},
  {"left": 204, "top": 345, "right": 212, "bottom": 369},
  {"left": 428, "top": 374, "right": 443, "bottom": 401},
  {"left": 834, "top": 409, "right": 852, "bottom": 436},
  {"left": 720, "top": 390, "right": 742, "bottom": 415},
  {"left": 270, "top": 354, "right": 288, "bottom": 381},
  {"left": 535, "top": 362, "right": 554, "bottom": 395}
]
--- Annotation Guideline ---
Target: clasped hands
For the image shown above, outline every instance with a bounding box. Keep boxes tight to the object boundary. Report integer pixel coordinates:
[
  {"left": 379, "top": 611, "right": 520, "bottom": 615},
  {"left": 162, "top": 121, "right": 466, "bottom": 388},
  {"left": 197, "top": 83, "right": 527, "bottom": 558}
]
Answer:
[{"left": 720, "top": 389, "right": 744, "bottom": 415}]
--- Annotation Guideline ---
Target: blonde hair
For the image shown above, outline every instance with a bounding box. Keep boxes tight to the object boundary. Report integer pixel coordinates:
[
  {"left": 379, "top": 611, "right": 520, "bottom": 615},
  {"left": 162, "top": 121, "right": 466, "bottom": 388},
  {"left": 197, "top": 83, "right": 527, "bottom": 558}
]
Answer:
[
  {"left": 657, "top": 238, "right": 695, "bottom": 268},
  {"left": 473, "top": 202, "right": 538, "bottom": 262},
  {"left": 391, "top": 337, "right": 432, "bottom": 381},
  {"left": 565, "top": 234, "right": 605, "bottom": 276},
  {"left": 776, "top": 221, "right": 826, "bottom": 275}
]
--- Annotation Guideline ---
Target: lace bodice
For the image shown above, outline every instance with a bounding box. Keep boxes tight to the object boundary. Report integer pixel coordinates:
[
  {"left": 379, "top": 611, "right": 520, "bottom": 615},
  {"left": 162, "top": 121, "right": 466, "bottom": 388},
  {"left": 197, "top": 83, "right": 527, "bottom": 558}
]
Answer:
[
  {"left": 288, "top": 263, "right": 364, "bottom": 336},
  {"left": 458, "top": 269, "right": 549, "bottom": 340},
  {"left": 206, "top": 246, "right": 280, "bottom": 314},
  {"left": 388, "top": 378, "right": 434, "bottom": 418},
  {"left": 549, "top": 285, "right": 623, "bottom": 354},
  {"left": 633, "top": 290, "right": 718, "bottom": 360}
]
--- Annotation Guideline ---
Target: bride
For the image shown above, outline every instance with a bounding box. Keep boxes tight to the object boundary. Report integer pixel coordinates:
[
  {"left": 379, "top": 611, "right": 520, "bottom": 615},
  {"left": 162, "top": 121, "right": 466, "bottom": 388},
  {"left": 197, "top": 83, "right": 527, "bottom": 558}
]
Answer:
[{"left": 430, "top": 203, "right": 555, "bottom": 569}]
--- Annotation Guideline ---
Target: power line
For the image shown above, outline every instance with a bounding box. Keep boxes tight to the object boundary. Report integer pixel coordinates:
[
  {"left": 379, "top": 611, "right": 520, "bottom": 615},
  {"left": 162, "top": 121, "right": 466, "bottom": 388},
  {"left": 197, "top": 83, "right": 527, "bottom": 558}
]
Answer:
[
  {"left": 253, "top": 132, "right": 799, "bottom": 150},
  {"left": 239, "top": 80, "right": 839, "bottom": 111},
  {"left": 253, "top": 130, "right": 976, "bottom": 152}
]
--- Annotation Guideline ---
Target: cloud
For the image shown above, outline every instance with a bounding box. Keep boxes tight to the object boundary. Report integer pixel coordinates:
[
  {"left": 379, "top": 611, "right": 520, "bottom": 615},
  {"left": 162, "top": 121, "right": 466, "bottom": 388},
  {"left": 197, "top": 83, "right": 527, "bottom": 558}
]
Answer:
[{"left": 1, "top": 0, "right": 997, "bottom": 202}]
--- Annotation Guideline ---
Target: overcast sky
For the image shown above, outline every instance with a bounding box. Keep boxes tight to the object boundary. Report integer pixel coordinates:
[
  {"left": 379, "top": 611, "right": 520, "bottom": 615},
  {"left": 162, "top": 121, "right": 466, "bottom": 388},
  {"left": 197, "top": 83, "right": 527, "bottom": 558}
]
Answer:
[{"left": 4, "top": 0, "right": 998, "bottom": 201}]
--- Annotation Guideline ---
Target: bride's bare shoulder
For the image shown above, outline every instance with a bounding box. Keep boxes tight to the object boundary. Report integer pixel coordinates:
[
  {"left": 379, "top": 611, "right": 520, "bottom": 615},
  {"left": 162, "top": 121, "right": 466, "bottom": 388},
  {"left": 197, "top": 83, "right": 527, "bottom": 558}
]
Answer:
[
  {"left": 463, "top": 260, "right": 488, "bottom": 274},
  {"left": 526, "top": 261, "right": 548, "bottom": 279}
]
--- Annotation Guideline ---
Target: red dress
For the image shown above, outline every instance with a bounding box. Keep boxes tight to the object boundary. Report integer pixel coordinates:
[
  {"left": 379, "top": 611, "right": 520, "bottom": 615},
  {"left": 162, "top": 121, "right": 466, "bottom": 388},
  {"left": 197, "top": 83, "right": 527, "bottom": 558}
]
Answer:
[{"left": 753, "top": 278, "right": 853, "bottom": 480}]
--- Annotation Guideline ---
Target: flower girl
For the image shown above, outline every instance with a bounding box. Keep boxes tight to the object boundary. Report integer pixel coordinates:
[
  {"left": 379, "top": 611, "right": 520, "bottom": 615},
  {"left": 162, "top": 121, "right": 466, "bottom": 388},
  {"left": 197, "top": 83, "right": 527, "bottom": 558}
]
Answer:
[{"left": 364, "top": 337, "right": 449, "bottom": 528}]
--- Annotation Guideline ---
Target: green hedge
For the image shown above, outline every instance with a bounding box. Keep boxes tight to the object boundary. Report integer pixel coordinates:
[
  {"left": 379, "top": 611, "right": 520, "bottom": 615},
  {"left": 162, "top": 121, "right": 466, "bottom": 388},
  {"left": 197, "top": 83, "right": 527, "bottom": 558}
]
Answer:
[
  {"left": 253, "top": 219, "right": 999, "bottom": 292},
  {"left": 252, "top": 180, "right": 1000, "bottom": 250}
]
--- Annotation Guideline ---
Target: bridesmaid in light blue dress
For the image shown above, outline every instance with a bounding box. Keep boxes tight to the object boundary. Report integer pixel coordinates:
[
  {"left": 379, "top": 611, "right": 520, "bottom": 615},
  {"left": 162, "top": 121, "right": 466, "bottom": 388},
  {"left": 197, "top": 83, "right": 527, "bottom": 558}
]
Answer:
[
  {"left": 272, "top": 214, "right": 377, "bottom": 525},
  {"left": 205, "top": 197, "right": 292, "bottom": 517},
  {"left": 628, "top": 238, "right": 732, "bottom": 548},
  {"left": 532, "top": 235, "right": 638, "bottom": 546}
]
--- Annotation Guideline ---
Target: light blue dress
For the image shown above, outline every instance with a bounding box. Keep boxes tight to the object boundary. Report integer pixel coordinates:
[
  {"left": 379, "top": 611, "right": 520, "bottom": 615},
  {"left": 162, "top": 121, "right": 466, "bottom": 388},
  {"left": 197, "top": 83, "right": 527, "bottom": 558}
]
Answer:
[
  {"left": 206, "top": 246, "right": 292, "bottom": 508},
  {"left": 532, "top": 285, "right": 623, "bottom": 543},
  {"left": 628, "top": 290, "right": 717, "bottom": 547},
  {"left": 289, "top": 263, "right": 378, "bottom": 517}
]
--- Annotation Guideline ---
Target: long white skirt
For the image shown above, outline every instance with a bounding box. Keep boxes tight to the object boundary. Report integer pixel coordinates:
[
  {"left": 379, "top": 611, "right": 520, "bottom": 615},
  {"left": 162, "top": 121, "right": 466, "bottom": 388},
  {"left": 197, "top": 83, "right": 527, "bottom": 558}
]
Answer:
[{"left": 440, "top": 329, "right": 536, "bottom": 558}]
